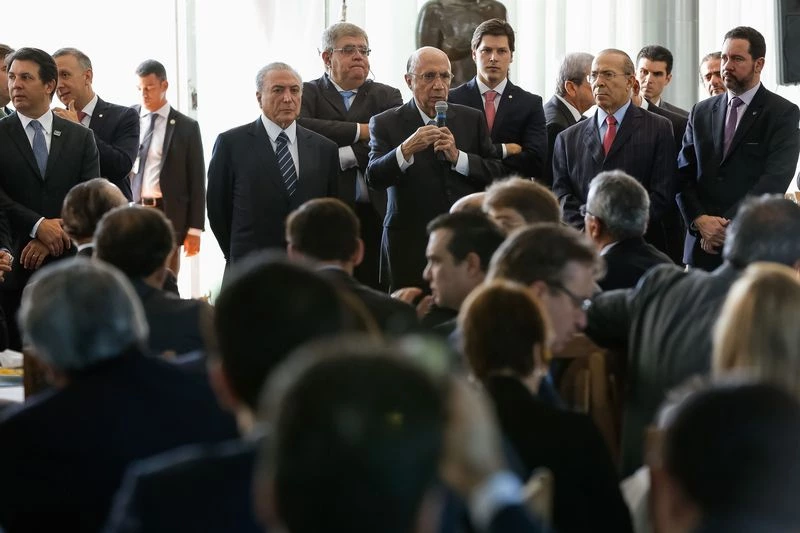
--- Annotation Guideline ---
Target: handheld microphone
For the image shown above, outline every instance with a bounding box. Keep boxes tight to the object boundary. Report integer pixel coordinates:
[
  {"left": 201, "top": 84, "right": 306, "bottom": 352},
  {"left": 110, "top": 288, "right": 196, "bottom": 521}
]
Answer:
[{"left": 434, "top": 101, "right": 448, "bottom": 161}]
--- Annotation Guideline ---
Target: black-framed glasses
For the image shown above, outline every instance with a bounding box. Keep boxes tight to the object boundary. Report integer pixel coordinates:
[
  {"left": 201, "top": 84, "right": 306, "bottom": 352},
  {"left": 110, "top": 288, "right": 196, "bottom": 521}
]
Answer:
[
  {"left": 587, "top": 70, "right": 626, "bottom": 83},
  {"left": 408, "top": 71, "right": 453, "bottom": 84},
  {"left": 547, "top": 281, "right": 593, "bottom": 312},
  {"left": 332, "top": 45, "right": 371, "bottom": 57}
]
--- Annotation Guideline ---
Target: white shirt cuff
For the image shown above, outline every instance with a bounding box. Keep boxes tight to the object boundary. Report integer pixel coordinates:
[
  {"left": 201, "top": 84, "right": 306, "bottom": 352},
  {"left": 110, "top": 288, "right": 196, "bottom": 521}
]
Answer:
[
  {"left": 468, "top": 471, "right": 524, "bottom": 532},
  {"left": 187, "top": 228, "right": 202, "bottom": 236},
  {"left": 453, "top": 150, "right": 469, "bottom": 175},
  {"left": 352, "top": 124, "right": 360, "bottom": 144},
  {"left": 501, "top": 143, "right": 508, "bottom": 158},
  {"left": 339, "top": 146, "right": 358, "bottom": 171},
  {"left": 31, "top": 217, "right": 45, "bottom": 239},
  {"left": 396, "top": 146, "right": 413, "bottom": 171}
]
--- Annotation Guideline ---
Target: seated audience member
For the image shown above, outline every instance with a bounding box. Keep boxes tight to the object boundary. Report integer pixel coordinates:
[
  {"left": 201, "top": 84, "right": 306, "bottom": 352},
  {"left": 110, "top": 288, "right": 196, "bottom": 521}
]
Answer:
[
  {"left": 105, "top": 257, "right": 356, "bottom": 533},
  {"left": 585, "top": 195, "right": 800, "bottom": 476},
  {"left": 450, "top": 191, "right": 486, "bottom": 214},
  {"left": 0, "top": 259, "right": 236, "bottom": 533},
  {"left": 460, "top": 281, "right": 633, "bottom": 533},
  {"left": 60, "top": 178, "right": 128, "bottom": 259},
  {"left": 585, "top": 170, "right": 672, "bottom": 290},
  {"left": 286, "top": 198, "right": 417, "bottom": 335},
  {"left": 95, "top": 206, "right": 209, "bottom": 357},
  {"left": 482, "top": 176, "right": 560, "bottom": 234},
  {"left": 651, "top": 383, "right": 800, "bottom": 533},
  {"left": 396, "top": 212, "right": 505, "bottom": 337},
  {"left": 256, "top": 339, "right": 545, "bottom": 533}
]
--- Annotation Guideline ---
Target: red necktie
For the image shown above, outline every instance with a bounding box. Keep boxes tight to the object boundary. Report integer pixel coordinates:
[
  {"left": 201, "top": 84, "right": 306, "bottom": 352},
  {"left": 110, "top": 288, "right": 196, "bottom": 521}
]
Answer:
[
  {"left": 484, "top": 90, "right": 497, "bottom": 131},
  {"left": 77, "top": 110, "right": 88, "bottom": 123},
  {"left": 603, "top": 115, "right": 617, "bottom": 155}
]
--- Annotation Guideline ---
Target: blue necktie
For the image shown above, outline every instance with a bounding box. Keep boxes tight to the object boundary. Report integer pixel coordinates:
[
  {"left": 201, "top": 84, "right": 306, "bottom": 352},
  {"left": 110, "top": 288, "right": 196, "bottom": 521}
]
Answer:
[
  {"left": 276, "top": 131, "right": 298, "bottom": 197},
  {"left": 132, "top": 113, "right": 158, "bottom": 202},
  {"left": 29, "top": 120, "right": 48, "bottom": 177},
  {"left": 340, "top": 90, "right": 355, "bottom": 111}
]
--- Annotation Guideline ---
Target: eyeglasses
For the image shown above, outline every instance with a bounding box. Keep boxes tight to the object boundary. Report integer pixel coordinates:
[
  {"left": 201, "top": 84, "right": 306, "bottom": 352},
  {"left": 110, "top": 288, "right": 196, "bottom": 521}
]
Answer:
[
  {"left": 579, "top": 205, "right": 595, "bottom": 218},
  {"left": 547, "top": 281, "right": 593, "bottom": 313},
  {"left": 409, "top": 72, "right": 453, "bottom": 84},
  {"left": 332, "top": 45, "right": 371, "bottom": 57},
  {"left": 587, "top": 70, "right": 627, "bottom": 83}
]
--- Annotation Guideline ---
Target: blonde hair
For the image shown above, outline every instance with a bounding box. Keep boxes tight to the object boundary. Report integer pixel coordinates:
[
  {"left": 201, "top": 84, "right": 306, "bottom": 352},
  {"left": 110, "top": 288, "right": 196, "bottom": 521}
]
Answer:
[{"left": 712, "top": 262, "right": 800, "bottom": 395}]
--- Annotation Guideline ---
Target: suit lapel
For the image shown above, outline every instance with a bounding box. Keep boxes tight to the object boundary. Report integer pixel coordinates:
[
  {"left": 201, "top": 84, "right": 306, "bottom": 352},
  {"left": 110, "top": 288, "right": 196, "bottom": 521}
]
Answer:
[
  {"left": 492, "top": 80, "right": 515, "bottom": 135},
  {"left": 294, "top": 126, "right": 317, "bottom": 208},
  {"left": 606, "top": 104, "right": 640, "bottom": 159},
  {"left": 556, "top": 97, "right": 578, "bottom": 127},
  {"left": 88, "top": 97, "right": 108, "bottom": 136},
  {"left": 585, "top": 111, "right": 604, "bottom": 166},
  {"left": 347, "top": 79, "right": 372, "bottom": 117},
  {"left": 250, "top": 118, "right": 290, "bottom": 203},
  {"left": 725, "top": 85, "right": 765, "bottom": 161},
  {"left": 161, "top": 107, "right": 177, "bottom": 169},
  {"left": 712, "top": 96, "right": 726, "bottom": 159},
  {"left": 8, "top": 115, "right": 42, "bottom": 178},
  {"left": 44, "top": 115, "right": 67, "bottom": 178},
  {"left": 321, "top": 74, "right": 348, "bottom": 116}
]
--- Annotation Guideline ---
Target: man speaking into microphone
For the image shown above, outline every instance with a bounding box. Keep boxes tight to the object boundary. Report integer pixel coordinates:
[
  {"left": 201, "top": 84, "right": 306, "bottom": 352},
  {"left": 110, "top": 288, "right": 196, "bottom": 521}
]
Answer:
[{"left": 367, "top": 46, "right": 503, "bottom": 290}]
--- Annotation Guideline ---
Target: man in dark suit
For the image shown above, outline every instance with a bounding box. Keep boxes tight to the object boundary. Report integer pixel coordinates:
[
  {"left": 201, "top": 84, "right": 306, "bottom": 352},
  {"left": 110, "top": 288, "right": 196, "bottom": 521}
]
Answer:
[
  {"left": 0, "top": 47, "right": 99, "bottom": 350},
  {"left": 0, "top": 44, "right": 13, "bottom": 117},
  {"left": 208, "top": 62, "right": 338, "bottom": 270},
  {"left": 0, "top": 259, "right": 237, "bottom": 533},
  {"left": 636, "top": 45, "right": 688, "bottom": 117},
  {"left": 699, "top": 51, "right": 725, "bottom": 98},
  {"left": 677, "top": 26, "right": 800, "bottom": 271},
  {"left": 105, "top": 257, "right": 354, "bottom": 533},
  {"left": 53, "top": 48, "right": 139, "bottom": 200},
  {"left": 61, "top": 178, "right": 128, "bottom": 258},
  {"left": 585, "top": 195, "right": 800, "bottom": 476},
  {"left": 133, "top": 59, "right": 205, "bottom": 274},
  {"left": 448, "top": 18, "right": 546, "bottom": 180},
  {"left": 366, "top": 46, "right": 504, "bottom": 290},
  {"left": 286, "top": 198, "right": 418, "bottom": 335},
  {"left": 584, "top": 170, "right": 672, "bottom": 291},
  {"left": 552, "top": 48, "right": 676, "bottom": 255},
  {"left": 543, "top": 52, "right": 594, "bottom": 187},
  {"left": 299, "top": 22, "right": 403, "bottom": 290}
]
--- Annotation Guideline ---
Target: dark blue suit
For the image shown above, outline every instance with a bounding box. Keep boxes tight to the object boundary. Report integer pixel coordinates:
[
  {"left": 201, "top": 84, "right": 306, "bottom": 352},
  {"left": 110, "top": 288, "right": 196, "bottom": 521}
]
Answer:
[
  {"left": 543, "top": 95, "right": 581, "bottom": 187},
  {"left": 449, "top": 78, "right": 547, "bottom": 180},
  {"left": 207, "top": 118, "right": 338, "bottom": 265},
  {"left": 89, "top": 97, "right": 139, "bottom": 200}
]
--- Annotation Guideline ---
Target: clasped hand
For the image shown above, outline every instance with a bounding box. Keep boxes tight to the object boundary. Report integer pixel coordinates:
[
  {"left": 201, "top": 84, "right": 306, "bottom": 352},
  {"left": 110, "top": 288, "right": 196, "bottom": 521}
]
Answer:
[{"left": 400, "top": 125, "right": 458, "bottom": 163}]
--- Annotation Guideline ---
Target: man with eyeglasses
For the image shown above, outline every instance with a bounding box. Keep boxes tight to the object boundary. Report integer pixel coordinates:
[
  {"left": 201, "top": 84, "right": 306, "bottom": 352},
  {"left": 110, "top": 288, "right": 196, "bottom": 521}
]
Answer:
[
  {"left": 366, "top": 46, "right": 504, "bottom": 290},
  {"left": 299, "top": 22, "right": 403, "bottom": 290},
  {"left": 448, "top": 18, "right": 547, "bottom": 180},
  {"left": 552, "top": 48, "right": 676, "bottom": 257}
]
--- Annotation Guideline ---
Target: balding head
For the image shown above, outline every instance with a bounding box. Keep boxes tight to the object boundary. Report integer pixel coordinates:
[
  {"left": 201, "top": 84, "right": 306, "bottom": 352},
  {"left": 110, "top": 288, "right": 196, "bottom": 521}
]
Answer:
[{"left": 405, "top": 46, "right": 452, "bottom": 117}]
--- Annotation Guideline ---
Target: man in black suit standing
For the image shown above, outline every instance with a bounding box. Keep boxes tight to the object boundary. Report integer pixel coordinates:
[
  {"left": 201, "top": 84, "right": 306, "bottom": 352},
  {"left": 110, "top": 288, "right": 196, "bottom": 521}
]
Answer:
[
  {"left": 53, "top": 48, "right": 139, "bottom": 200},
  {"left": 208, "top": 62, "right": 338, "bottom": 270},
  {"left": 0, "top": 44, "right": 13, "bottom": 117},
  {"left": 677, "top": 26, "right": 800, "bottom": 271},
  {"left": 0, "top": 47, "right": 99, "bottom": 349},
  {"left": 367, "top": 46, "right": 503, "bottom": 290},
  {"left": 299, "top": 22, "right": 402, "bottom": 290},
  {"left": 584, "top": 170, "right": 672, "bottom": 291},
  {"left": 636, "top": 45, "right": 688, "bottom": 117},
  {"left": 552, "top": 48, "right": 676, "bottom": 255},
  {"left": 448, "top": 18, "right": 546, "bottom": 180},
  {"left": 543, "top": 52, "right": 594, "bottom": 187},
  {"left": 133, "top": 59, "right": 205, "bottom": 274}
]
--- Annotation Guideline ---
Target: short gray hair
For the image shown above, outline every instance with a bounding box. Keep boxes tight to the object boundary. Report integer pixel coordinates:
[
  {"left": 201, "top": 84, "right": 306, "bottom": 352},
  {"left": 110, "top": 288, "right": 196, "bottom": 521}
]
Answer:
[
  {"left": 255, "top": 62, "right": 302, "bottom": 92},
  {"left": 52, "top": 47, "right": 92, "bottom": 70},
  {"left": 19, "top": 259, "right": 148, "bottom": 372},
  {"left": 723, "top": 195, "right": 800, "bottom": 268},
  {"left": 586, "top": 170, "right": 649, "bottom": 240},
  {"left": 320, "top": 22, "right": 368, "bottom": 52},
  {"left": 555, "top": 52, "right": 593, "bottom": 96}
]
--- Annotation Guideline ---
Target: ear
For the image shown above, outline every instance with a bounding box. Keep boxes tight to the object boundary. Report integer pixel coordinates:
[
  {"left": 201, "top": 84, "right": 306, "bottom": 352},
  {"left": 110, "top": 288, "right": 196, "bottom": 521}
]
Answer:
[
  {"left": 286, "top": 242, "right": 300, "bottom": 261},
  {"left": 564, "top": 79, "right": 577, "bottom": 98},
  {"left": 471, "top": 48, "right": 477, "bottom": 64},
  {"left": 528, "top": 279, "right": 549, "bottom": 300},
  {"left": 85, "top": 68, "right": 94, "bottom": 85},
  {"left": 351, "top": 238, "right": 365, "bottom": 267},
  {"left": 256, "top": 91, "right": 262, "bottom": 106},
  {"left": 464, "top": 251, "right": 483, "bottom": 278},
  {"left": 664, "top": 72, "right": 673, "bottom": 86},
  {"left": 322, "top": 49, "right": 332, "bottom": 68},
  {"left": 161, "top": 79, "right": 169, "bottom": 94},
  {"left": 405, "top": 73, "right": 413, "bottom": 90},
  {"left": 207, "top": 360, "right": 240, "bottom": 413},
  {"left": 44, "top": 79, "right": 57, "bottom": 99},
  {"left": 754, "top": 56, "right": 765, "bottom": 74},
  {"left": 586, "top": 215, "right": 602, "bottom": 241}
]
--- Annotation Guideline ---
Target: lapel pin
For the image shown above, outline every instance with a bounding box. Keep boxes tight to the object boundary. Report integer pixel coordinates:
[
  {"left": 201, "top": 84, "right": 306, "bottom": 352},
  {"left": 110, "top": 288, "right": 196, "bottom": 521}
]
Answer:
[
  {"left": 508, "top": 95, "right": 513, "bottom": 99},
  {"left": 170, "top": 119, "right": 176, "bottom": 125},
  {"left": 53, "top": 130, "right": 62, "bottom": 137},
  {"left": 98, "top": 113, "right": 103, "bottom": 118}
]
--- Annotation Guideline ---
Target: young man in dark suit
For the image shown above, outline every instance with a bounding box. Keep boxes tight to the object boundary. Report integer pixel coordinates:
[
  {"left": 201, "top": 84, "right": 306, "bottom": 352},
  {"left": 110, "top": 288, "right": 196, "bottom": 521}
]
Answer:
[
  {"left": 635, "top": 45, "right": 689, "bottom": 117},
  {"left": 133, "top": 59, "right": 206, "bottom": 274},
  {"left": 0, "top": 47, "right": 99, "bottom": 349},
  {"left": 448, "top": 18, "right": 546, "bottom": 180},
  {"left": 677, "top": 26, "right": 800, "bottom": 271},
  {"left": 299, "top": 22, "right": 403, "bottom": 290},
  {"left": 53, "top": 47, "right": 139, "bottom": 200},
  {"left": 207, "top": 62, "right": 338, "bottom": 271}
]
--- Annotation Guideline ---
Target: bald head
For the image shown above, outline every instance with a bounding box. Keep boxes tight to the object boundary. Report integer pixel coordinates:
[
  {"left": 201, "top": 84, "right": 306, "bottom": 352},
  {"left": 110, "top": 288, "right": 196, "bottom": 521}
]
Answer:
[{"left": 405, "top": 46, "right": 452, "bottom": 117}]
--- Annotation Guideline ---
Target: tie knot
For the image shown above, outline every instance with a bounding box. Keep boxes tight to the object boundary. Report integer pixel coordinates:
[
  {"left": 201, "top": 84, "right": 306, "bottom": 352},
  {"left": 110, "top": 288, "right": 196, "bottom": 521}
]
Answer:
[
  {"left": 340, "top": 90, "right": 355, "bottom": 99},
  {"left": 277, "top": 131, "right": 289, "bottom": 144},
  {"left": 606, "top": 115, "right": 617, "bottom": 126},
  {"left": 30, "top": 119, "right": 44, "bottom": 132},
  {"left": 485, "top": 90, "right": 497, "bottom": 103},
  {"left": 730, "top": 96, "right": 744, "bottom": 109},
  {"left": 77, "top": 111, "right": 88, "bottom": 122}
]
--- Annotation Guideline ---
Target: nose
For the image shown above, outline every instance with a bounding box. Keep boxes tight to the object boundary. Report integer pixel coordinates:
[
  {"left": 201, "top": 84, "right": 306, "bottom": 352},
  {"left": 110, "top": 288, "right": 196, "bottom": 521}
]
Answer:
[
  {"left": 423, "top": 263, "right": 432, "bottom": 281},
  {"left": 432, "top": 76, "right": 445, "bottom": 90}
]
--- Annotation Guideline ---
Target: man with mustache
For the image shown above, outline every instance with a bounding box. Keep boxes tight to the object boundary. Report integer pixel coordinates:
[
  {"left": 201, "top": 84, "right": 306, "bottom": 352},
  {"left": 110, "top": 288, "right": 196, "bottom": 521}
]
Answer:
[{"left": 699, "top": 51, "right": 725, "bottom": 97}]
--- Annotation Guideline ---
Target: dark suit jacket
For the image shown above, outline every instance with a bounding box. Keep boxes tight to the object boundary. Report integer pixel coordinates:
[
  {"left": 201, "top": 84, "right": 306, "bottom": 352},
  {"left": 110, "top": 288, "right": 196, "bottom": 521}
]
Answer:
[
  {"left": 599, "top": 236, "right": 673, "bottom": 291},
  {"left": 543, "top": 95, "right": 580, "bottom": 187},
  {"left": 677, "top": 86, "right": 800, "bottom": 267},
  {"left": 366, "top": 100, "right": 504, "bottom": 288},
  {"left": 552, "top": 103, "right": 676, "bottom": 252},
  {"left": 318, "top": 267, "right": 418, "bottom": 335},
  {"left": 0, "top": 350, "right": 238, "bottom": 533},
  {"left": 131, "top": 278, "right": 209, "bottom": 356},
  {"left": 133, "top": 105, "right": 205, "bottom": 242},
  {"left": 659, "top": 99, "right": 689, "bottom": 118},
  {"left": 0, "top": 112, "right": 99, "bottom": 291},
  {"left": 485, "top": 375, "right": 633, "bottom": 533},
  {"left": 449, "top": 78, "right": 547, "bottom": 179},
  {"left": 104, "top": 438, "right": 260, "bottom": 533},
  {"left": 207, "top": 118, "right": 338, "bottom": 263},
  {"left": 299, "top": 74, "right": 402, "bottom": 218},
  {"left": 90, "top": 97, "right": 139, "bottom": 200},
  {"left": 586, "top": 262, "right": 741, "bottom": 476}
]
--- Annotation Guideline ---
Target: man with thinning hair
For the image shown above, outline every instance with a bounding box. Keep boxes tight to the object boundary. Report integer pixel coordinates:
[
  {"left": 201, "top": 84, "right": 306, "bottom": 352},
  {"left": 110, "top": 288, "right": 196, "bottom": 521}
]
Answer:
[
  {"left": 699, "top": 51, "right": 724, "bottom": 97},
  {"left": 483, "top": 176, "right": 560, "bottom": 234}
]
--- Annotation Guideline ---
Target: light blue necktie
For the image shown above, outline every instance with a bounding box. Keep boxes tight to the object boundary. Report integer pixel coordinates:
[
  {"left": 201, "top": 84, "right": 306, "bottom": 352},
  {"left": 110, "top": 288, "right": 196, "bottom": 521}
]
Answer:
[
  {"left": 132, "top": 113, "right": 159, "bottom": 202},
  {"left": 29, "top": 120, "right": 48, "bottom": 177},
  {"left": 340, "top": 90, "right": 355, "bottom": 111},
  {"left": 276, "top": 131, "right": 298, "bottom": 197}
]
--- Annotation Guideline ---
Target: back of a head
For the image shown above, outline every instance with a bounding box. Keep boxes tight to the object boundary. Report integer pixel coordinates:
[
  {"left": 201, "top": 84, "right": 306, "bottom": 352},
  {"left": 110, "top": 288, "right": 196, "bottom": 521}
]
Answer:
[
  {"left": 483, "top": 177, "right": 560, "bottom": 226},
  {"left": 286, "top": 198, "right": 359, "bottom": 263},
  {"left": 488, "top": 222, "right": 602, "bottom": 285},
  {"left": 427, "top": 211, "right": 505, "bottom": 273},
  {"left": 713, "top": 262, "right": 800, "bottom": 397},
  {"left": 61, "top": 178, "right": 128, "bottom": 242},
  {"left": 723, "top": 195, "right": 800, "bottom": 268},
  {"left": 213, "top": 254, "right": 349, "bottom": 409},
  {"left": 18, "top": 258, "right": 148, "bottom": 373},
  {"left": 663, "top": 383, "right": 800, "bottom": 527},
  {"left": 268, "top": 342, "right": 445, "bottom": 533},
  {"left": 95, "top": 205, "right": 175, "bottom": 278},
  {"left": 586, "top": 170, "right": 650, "bottom": 240}
]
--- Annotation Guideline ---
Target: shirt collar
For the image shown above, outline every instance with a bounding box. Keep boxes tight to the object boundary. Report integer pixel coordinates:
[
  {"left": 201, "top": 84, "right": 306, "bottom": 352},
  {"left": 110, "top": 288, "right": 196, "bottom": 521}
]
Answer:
[
  {"left": 18, "top": 109, "right": 54, "bottom": 134},
  {"left": 328, "top": 76, "right": 358, "bottom": 95},
  {"left": 596, "top": 99, "right": 632, "bottom": 129},
  {"left": 555, "top": 94, "right": 583, "bottom": 122},
  {"left": 141, "top": 101, "right": 170, "bottom": 119},
  {"left": 651, "top": 97, "right": 662, "bottom": 107},
  {"left": 81, "top": 93, "right": 99, "bottom": 117},
  {"left": 727, "top": 82, "right": 761, "bottom": 107},
  {"left": 599, "top": 241, "right": 619, "bottom": 256},
  {"left": 640, "top": 98, "right": 650, "bottom": 110},
  {"left": 261, "top": 115, "right": 297, "bottom": 144},
  {"left": 477, "top": 77, "right": 508, "bottom": 97},
  {"left": 414, "top": 99, "right": 437, "bottom": 123}
]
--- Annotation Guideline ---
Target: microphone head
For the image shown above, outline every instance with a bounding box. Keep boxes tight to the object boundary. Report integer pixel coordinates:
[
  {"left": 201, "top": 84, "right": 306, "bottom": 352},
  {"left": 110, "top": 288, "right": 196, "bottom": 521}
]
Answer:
[{"left": 434, "top": 101, "right": 448, "bottom": 115}]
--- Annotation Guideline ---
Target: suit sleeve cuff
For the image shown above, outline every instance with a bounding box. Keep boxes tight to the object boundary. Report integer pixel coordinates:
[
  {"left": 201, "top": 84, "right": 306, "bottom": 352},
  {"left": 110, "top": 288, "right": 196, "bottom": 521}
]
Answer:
[
  {"left": 338, "top": 146, "right": 358, "bottom": 171},
  {"left": 30, "top": 217, "right": 45, "bottom": 239},
  {"left": 468, "top": 471, "right": 524, "bottom": 532}
]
